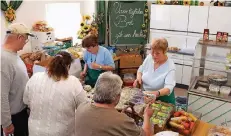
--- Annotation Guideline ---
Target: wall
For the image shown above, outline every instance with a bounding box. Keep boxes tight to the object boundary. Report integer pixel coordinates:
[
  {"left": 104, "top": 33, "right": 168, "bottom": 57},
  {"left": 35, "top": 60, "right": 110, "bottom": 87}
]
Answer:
[{"left": 1, "top": 0, "right": 95, "bottom": 54}]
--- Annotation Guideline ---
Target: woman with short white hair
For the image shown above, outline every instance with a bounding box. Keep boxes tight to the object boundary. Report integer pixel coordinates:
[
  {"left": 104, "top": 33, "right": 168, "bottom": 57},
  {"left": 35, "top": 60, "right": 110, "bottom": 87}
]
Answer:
[{"left": 75, "top": 72, "right": 154, "bottom": 136}]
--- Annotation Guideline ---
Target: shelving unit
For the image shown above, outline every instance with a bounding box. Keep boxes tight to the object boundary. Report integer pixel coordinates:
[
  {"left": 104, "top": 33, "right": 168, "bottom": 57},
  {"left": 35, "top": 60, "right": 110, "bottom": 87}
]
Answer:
[{"left": 187, "top": 39, "right": 231, "bottom": 126}]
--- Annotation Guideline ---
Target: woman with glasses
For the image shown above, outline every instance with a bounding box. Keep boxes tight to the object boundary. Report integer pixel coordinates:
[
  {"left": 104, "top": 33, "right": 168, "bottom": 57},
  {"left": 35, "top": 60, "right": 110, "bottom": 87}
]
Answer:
[
  {"left": 133, "top": 38, "right": 176, "bottom": 105},
  {"left": 80, "top": 34, "right": 115, "bottom": 87}
]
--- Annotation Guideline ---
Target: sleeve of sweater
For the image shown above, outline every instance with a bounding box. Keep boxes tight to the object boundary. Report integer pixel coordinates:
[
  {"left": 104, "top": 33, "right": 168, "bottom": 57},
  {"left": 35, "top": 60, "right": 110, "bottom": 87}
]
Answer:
[
  {"left": 72, "top": 77, "right": 88, "bottom": 108},
  {"left": 1, "top": 68, "right": 13, "bottom": 128}
]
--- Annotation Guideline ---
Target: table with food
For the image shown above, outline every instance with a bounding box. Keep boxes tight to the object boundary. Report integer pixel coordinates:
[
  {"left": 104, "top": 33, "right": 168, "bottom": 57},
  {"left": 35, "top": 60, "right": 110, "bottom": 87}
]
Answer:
[{"left": 83, "top": 86, "right": 231, "bottom": 136}]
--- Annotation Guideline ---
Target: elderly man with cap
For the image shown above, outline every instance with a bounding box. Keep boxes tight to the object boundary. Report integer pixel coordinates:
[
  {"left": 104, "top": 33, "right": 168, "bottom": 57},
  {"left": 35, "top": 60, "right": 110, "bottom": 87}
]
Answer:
[{"left": 1, "top": 23, "right": 34, "bottom": 136}]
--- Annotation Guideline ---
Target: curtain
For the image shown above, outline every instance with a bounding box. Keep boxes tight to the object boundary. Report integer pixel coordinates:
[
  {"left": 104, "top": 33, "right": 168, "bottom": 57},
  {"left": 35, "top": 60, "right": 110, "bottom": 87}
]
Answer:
[{"left": 95, "top": 1, "right": 106, "bottom": 45}]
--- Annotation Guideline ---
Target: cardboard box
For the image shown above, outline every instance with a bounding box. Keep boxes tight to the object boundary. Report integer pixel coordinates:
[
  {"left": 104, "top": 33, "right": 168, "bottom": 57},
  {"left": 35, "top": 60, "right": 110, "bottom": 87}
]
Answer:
[
  {"left": 35, "top": 54, "right": 54, "bottom": 68},
  {"left": 119, "top": 54, "right": 143, "bottom": 69}
]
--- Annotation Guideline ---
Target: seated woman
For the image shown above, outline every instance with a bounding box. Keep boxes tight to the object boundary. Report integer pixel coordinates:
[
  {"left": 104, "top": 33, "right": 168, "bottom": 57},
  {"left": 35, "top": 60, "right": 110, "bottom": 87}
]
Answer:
[
  {"left": 133, "top": 38, "right": 176, "bottom": 105},
  {"left": 75, "top": 72, "right": 154, "bottom": 136},
  {"left": 23, "top": 51, "right": 87, "bottom": 136},
  {"left": 80, "top": 34, "right": 115, "bottom": 87}
]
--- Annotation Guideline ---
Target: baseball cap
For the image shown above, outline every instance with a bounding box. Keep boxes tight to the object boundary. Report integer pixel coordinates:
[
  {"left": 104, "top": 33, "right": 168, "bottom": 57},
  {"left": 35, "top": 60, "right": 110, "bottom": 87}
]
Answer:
[{"left": 6, "top": 23, "right": 34, "bottom": 37}]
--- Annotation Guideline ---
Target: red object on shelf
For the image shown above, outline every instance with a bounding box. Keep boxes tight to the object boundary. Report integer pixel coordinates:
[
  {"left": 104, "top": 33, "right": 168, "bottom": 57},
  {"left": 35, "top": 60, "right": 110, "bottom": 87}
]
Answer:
[{"left": 123, "top": 79, "right": 135, "bottom": 87}]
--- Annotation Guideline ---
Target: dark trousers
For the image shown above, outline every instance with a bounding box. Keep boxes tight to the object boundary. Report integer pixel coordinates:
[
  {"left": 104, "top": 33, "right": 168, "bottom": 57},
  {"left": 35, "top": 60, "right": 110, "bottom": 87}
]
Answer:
[{"left": 1, "top": 108, "right": 29, "bottom": 136}]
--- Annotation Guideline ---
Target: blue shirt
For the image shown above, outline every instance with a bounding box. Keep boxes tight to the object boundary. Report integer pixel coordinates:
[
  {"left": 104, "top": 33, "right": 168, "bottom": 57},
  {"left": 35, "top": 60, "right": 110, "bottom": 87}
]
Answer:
[
  {"left": 83, "top": 46, "right": 115, "bottom": 70},
  {"left": 138, "top": 54, "right": 176, "bottom": 94}
]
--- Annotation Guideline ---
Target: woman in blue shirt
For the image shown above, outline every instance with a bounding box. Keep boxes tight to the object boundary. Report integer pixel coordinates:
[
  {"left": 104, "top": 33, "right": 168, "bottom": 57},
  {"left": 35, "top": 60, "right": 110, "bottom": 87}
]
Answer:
[
  {"left": 80, "top": 35, "right": 115, "bottom": 87},
  {"left": 133, "top": 38, "right": 176, "bottom": 105}
]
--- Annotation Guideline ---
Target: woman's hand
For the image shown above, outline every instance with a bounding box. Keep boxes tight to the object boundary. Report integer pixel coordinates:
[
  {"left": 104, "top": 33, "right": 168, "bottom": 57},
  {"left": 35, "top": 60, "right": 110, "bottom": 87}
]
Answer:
[
  {"left": 91, "top": 62, "right": 101, "bottom": 70},
  {"left": 133, "top": 78, "right": 142, "bottom": 88},
  {"left": 152, "top": 91, "right": 160, "bottom": 97},
  {"left": 80, "top": 71, "right": 86, "bottom": 78}
]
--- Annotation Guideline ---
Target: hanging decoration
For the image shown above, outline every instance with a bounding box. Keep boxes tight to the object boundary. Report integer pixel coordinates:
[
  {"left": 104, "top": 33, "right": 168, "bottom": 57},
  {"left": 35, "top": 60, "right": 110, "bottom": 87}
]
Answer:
[
  {"left": 141, "top": 2, "right": 149, "bottom": 41},
  {"left": 1, "top": 1, "right": 23, "bottom": 23},
  {"left": 77, "top": 14, "right": 103, "bottom": 39}
]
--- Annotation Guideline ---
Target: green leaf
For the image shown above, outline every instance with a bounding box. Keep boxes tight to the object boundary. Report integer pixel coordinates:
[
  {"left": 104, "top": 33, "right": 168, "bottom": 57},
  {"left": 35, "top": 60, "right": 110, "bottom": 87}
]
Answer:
[
  {"left": 1, "top": 1, "right": 8, "bottom": 11},
  {"left": 14, "top": 1, "right": 23, "bottom": 10},
  {"left": 1, "top": 1, "right": 8, "bottom": 7},
  {"left": 9, "top": 1, "right": 16, "bottom": 9},
  {"left": 9, "top": 0, "right": 22, "bottom": 10}
]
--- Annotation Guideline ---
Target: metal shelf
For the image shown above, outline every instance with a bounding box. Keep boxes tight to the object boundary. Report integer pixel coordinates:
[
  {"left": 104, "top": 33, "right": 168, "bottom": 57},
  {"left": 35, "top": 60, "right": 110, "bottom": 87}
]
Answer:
[
  {"left": 198, "top": 39, "right": 231, "bottom": 49},
  {"left": 188, "top": 77, "right": 231, "bottom": 103}
]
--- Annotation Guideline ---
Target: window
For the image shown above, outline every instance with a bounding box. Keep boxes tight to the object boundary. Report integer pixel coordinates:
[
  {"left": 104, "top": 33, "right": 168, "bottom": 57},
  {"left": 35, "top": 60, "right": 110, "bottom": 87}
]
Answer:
[{"left": 46, "top": 3, "right": 81, "bottom": 41}]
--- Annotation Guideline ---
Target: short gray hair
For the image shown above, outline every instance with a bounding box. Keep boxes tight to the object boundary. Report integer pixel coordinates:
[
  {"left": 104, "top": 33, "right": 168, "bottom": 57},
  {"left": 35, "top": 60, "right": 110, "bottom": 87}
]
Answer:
[{"left": 93, "top": 72, "right": 123, "bottom": 104}]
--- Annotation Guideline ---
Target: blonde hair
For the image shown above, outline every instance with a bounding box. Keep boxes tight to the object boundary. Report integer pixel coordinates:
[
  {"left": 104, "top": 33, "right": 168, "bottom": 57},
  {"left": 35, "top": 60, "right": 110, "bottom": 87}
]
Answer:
[{"left": 151, "top": 38, "right": 168, "bottom": 53}]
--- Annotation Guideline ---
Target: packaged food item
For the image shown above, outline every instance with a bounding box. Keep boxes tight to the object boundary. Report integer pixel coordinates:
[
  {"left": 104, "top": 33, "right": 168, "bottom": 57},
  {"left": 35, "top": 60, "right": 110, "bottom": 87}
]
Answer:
[
  {"left": 152, "top": 110, "right": 158, "bottom": 116},
  {"left": 161, "top": 106, "right": 173, "bottom": 113},
  {"left": 150, "top": 101, "right": 175, "bottom": 133},
  {"left": 151, "top": 103, "right": 162, "bottom": 109},
  {"left": 209, "top": 84, "right": 220, "bottom": 94},
  {"left": 171, "top": 116, "right": 188, "bottom": 123},
  {"left": 157, "top": 112, "right": 168, "bottom": 118},
  {"left": 216, "top": 32, "right": 223, "bottom": 42},
  {"left": 168, "top": 47, "right": 180, "bottom": 52},
  {"left": 151, "top": 117, "right": 159, "bottom": 124},
  {"left": 208, "top": 126, "right": 231, "bottom": 136},
  {"left": 220, "top": 86, "right": 231, "bottom": 96},
  {"left": 197, "top": 86, "right": 207, "bottom": 92},
  {"left": 222, "top": 32, "right": 229, "bottom": 42},
  {"left": 203, "top": 29, "right": 209, "bottom": 41},
  {"left": 169, "top": 121, "right": 185, "bottom": 130}
]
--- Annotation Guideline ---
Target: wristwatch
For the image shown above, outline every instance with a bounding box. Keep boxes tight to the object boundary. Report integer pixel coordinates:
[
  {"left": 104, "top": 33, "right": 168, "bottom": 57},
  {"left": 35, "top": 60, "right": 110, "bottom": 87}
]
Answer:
[{"left": 157, "top": 90, "right": 160, "bottom": 97}]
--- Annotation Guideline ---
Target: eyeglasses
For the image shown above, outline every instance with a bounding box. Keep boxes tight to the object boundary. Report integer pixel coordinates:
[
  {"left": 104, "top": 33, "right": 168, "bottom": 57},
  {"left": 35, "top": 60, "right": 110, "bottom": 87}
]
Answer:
[{"left": 19, "top": 34, "right": 29, "bottom": 43}]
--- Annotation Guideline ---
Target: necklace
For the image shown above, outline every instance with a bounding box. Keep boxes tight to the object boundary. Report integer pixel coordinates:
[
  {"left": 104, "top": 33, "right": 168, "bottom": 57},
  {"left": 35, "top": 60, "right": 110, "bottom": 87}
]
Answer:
[{"left": 90, "top": 47, "right": 99, "bottom": 63}]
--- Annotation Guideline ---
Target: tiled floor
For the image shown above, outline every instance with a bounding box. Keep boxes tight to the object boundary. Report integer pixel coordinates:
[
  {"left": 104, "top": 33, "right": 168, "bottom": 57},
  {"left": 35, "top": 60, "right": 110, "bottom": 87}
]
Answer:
[{"left": 174, "top": 87, "right": 187, "bottom": 97}]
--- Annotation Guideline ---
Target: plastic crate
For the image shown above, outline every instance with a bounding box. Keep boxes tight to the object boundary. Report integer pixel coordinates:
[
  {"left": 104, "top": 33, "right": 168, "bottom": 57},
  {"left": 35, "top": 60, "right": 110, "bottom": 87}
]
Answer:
[{"left": 43, "top": 46, "right": 61, "bottom": 56}]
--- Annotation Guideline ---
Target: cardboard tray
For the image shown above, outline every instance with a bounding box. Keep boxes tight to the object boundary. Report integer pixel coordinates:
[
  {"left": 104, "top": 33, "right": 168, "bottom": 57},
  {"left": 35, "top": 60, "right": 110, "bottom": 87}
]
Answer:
[
  {"left": 152, "top": 101, "right": 175, "bottom": 134},
  {"left": 167, "top": 111, "right": 201, "bottom": 136}
]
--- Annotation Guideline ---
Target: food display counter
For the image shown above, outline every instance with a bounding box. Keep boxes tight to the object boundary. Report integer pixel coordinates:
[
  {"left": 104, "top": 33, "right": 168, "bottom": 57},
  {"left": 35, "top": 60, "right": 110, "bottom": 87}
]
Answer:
[
  {"left": 187, "top": 39, "right": 231, "bottom": 126},
  {"left": 85, "top": 87, "right": 229, "bottom": 136}
]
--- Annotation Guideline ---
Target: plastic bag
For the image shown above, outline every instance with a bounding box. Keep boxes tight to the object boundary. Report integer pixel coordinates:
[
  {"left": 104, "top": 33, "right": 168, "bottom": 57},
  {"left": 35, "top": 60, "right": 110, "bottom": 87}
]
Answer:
[{"left": 123, "top": 73, "right": 135, "bottom": 81}]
